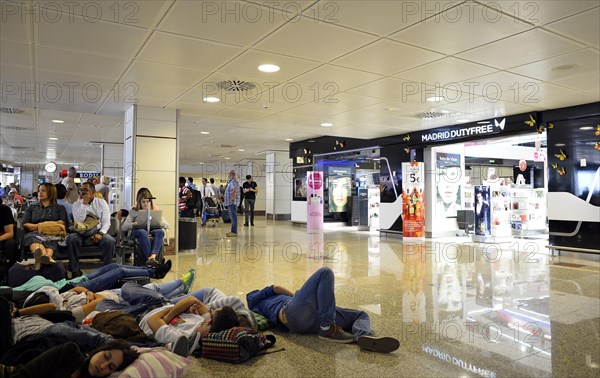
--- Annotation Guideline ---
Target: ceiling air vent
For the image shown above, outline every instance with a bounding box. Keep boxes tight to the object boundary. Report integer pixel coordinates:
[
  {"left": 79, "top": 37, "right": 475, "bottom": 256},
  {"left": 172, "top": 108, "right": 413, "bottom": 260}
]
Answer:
[
  {"left": 2, "top": 126, "right": 34, "bottom": 131},
  {"left": 216, "top": 80, "right": 256, "bottom": 92},
  {"left": 9, "top": 146, "right": 32, "bottom": 150},
  {"left": 0, "top": 107, "right": 25, "bottom": 114},
  {"left": 415, "top": 111, "right": 461, "bottom": 120}
]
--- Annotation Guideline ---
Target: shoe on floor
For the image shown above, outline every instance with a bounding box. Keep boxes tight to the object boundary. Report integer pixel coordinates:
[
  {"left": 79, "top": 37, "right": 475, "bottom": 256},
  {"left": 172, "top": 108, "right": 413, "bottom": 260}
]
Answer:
[
  {"left": 181, "top": 268, "right": 196, "bottom": 294},
  {"left": 40, "top": 255, "right": 56, "bottom": 266},
  {"left": 357, "top": 336, "right": 400, "bottom": 353},
  {"left": 33, "top": 249, "right": 42, "bottom": 271},
  {"left": 226, "top": 232, "right": 238, "bottom": 237},
  {"left": 243, "top": 223, "right": 249, "bottom": 227},
  {"left": 317, "top": 325, "right": 355, "bottom": 344},
  {"left": 170, "top": 335, "right": 189, "bottom": 357}
]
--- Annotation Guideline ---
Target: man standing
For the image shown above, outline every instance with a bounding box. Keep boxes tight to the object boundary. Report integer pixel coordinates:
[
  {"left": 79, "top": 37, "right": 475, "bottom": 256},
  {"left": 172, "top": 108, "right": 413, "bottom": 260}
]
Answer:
[
  {"left": 223, "top": 170, "right": 239, "bottom": 237},
  {"left": 178, "top": 177, "right": 194, "bottom": 218},
  {"left": 66, "top": 182, "right": 115, "bottom": 278},
  {"left": 209, "top": 178, "right": 220, "bottom": 204},
  {"left": 61, "top": 167, "right": 79, "bottom": 204},
  {"left": 186, "top": 177, "right": 197, "bottom": 191},
  {"left": 242, "top": 175, "right": 258, "bottom": 227}
]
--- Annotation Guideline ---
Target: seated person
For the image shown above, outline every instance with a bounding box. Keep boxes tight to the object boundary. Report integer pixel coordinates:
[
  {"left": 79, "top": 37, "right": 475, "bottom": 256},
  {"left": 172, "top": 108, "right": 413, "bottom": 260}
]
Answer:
[
  {"left": 0, "top": 203, "right": 18, "bottom": 268},
  {"left": 139, "top": 296, "right": 240, "bottom": 357},
  {"left": 121, "top": 188, "right": 169, "bottom": 266},
  {"left": 22, "top": 183, "right": 69, "bottom": 270},
  {"left": 247, "top": 267, "right": 400, "bottom": 353},
  {"left": 56, "top": 183, "right": 73, "bottom": 222},
  {"left": 66, "top": 182, "right": 115, "bottom": 278}
]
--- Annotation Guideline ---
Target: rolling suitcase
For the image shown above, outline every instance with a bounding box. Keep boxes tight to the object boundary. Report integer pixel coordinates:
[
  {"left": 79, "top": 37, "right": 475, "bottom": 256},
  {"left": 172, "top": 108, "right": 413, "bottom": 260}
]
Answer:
[{"left": 221, "top": 204, "right": 231, "bottom": 224}]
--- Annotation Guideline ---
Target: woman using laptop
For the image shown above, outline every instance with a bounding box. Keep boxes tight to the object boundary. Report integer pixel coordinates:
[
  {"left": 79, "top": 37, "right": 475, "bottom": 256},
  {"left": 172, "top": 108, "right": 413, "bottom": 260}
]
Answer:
[{"left": 121, "top": 188, "right": 169, "bottom": 266}]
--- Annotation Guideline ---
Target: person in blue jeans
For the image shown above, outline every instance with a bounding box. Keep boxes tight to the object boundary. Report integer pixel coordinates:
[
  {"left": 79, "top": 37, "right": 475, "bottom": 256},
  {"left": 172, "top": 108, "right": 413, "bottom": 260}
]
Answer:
[
  {"left": 247, "top": 267, "right": 400, "bottom": 353},
  {"left": 223, "top": 170, "right": 239, "bottom": 237},
  {"left": 74, "top": 261, "right": 172, "bottom": 293}
]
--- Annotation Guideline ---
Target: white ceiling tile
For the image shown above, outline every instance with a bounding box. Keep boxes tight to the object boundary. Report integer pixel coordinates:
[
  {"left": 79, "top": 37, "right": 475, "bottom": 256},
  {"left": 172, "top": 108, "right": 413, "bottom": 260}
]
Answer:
[
  {"left": 333, "top": 39, "right": 444, "bottom": 75},
  {"left": 293, "top": 64, "right": 382, "bottom": 92},
  {"left": 346, "top": 77, "right": 417, "bottom": 99},
  {"left": 0, "top": 3, "right": 29, "bottom": 41},
  {"left": 508, "top": 49, "right": 599, "bottom": 84},
  {"left": 37, "top": 45, "right": 129, "bottom": 80},
  {"left": 254, "top": 16, "right": 378, "bottom": 62},
  {"left": 212, "top": 107, "right": 270, "bottom": 121},
  {"left": 0, "top": 39, "right": 30, "bottom": 66},
  {"left": 313, "top": 1, "right": 457, "bottom": 36},
  {"left": 138, "top": 32, "right": 244, "bottom": 70},
  {"left": 494, "top": 1, "right": 599, "bottom": 25},
  {"left": 394, "top": 57, "right": 496, "bottom": 87},
  {"left": 457, "top": 71, "right": 542, "bottom": 99},
  {"left": 219, "top": 49, "right": 321, "bottom": 82},
  {"left": 545, "top": 7, "right": 600, "bottom": 47},
  {"left": 437, "top": 96, "right": 541, "bottom": 116},
  {"left": 38, "top": 13, "right": 148, "bottom": 57},
  {"left": 123, "top": 60, "right": 210, "bottom": 88},
  {"left": 389, "top": 2, "right": 532, "bottom": 55},
  {"left": 285, "top": 93, "right": 385, "bottom": 117},
  {"left": 457, "top": 29, "right": 585, "bottom": 70},
  {"left": 56, "top": 0, "right": 169, "bottom": 28},
  {"left": 159, "top": 0, "right": 288, "bottom": 46}
]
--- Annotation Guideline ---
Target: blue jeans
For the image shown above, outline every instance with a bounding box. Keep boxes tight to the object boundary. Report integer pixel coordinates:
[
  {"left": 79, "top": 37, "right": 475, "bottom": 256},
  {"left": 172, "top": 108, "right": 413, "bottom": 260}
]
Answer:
[
  {"left": 45, "top": 321, "right": 113, "bottom": 352},
  {"left": 283, "top": 267, "right": 372, "bottom": 340},
  {"left": 143, "top": 279, "right": 183, "bottom": 299},
  {"left": 78, "top": 263, "right": 153, "bottom": 292},
  {"left": 170, "top": 287, "right": 209, "bottom": 304},
  {"left": 227, "top": 204, "right": 238, "bottom": 234},
  {"left": 66, "top": 232, "right": 115, "bottom": 272},
  {"left": 131, "top": 228, "right": 164, "bottom": 259}
]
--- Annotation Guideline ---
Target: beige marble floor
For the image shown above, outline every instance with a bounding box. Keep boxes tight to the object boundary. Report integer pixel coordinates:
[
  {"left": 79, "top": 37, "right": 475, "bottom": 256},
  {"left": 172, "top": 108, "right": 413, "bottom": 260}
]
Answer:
[{"left": 157, "top": 219, "right": 600, "bottom": 378}]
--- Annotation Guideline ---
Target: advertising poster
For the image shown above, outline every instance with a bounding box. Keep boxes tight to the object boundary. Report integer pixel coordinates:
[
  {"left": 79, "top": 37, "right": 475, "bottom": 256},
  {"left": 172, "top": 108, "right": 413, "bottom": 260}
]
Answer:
[
  {"left": 328, "top": 175, "right": 351, "bottom": 213},
  {"left": 474, "top": 185, "right": 491, "bottom": 236},
  {"left": 435, "top": 152, "right": 462, "bottom": 218},
  {"left": 307, "top": 171, "right": 324, "bottom": 230},
  {"left": 402, "top": 162, "right": 425, "bottom": 238}
]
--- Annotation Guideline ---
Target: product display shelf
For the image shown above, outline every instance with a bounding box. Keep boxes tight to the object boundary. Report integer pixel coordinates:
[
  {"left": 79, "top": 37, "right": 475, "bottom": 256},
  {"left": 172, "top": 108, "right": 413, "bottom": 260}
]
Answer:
[
  {"left": 490, "top": 185, "right": 512, "bottom": 238},
  {"left": 368, "top": 185, "right": 380, "bottom": 230},
  {"left": 510, "top": 185, "right": 546, "bottom": 236}
]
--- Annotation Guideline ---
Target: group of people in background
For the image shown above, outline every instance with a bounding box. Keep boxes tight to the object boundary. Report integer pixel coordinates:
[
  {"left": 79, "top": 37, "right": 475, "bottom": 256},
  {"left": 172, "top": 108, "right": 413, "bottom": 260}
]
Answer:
[{"left": 178, "top": 171, "right": 258, "bottom": 238}]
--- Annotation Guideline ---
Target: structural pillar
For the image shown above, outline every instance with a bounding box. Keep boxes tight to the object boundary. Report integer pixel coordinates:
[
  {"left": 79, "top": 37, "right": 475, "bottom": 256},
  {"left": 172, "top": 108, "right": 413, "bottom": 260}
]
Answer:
[
  {"left": 265, "top": 151, "right": 292, "bottom": 220},
  {"left": 123, "top": 105, "right": 179, "bottom": 246}
]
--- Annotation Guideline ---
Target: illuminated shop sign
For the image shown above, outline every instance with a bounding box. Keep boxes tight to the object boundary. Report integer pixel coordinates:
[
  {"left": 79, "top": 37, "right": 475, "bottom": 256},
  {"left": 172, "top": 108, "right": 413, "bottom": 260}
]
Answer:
[{"left": 421, "top": 121, "right": 502, "bottom": 143}]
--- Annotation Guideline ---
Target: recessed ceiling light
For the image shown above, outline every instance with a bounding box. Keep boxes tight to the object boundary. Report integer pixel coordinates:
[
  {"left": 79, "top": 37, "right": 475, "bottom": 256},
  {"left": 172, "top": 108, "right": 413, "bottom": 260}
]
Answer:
[
  {"left": 321, "top": 122, "right": 333, "bottom": 127},
  {"left": 440, "top": 110, "right": 451, "bottom": 114},
  {"left": 384, "top": 107, "right": 400, "bottom": 111},
  {"left": 579, "top": 126, "right": 594, "bottom": 130},
  {"left": 200, "top": 131, "right": 210, "bottom": 135},
  {"left": 555, "top": 143, "right": 566, "bottom": 147},
  {"left": 238, "top": 149, "right": 245, "bottom": 152},
  {"left": 551, "top": 63, "right": 579, "bottom": 72},
  {"left": 224, "top": 157, "right": 231, "bottom": 160},
  {"left": 203, "top": 97, "right": 220, "bottom": 103},
  {"left": 456, "top": 119, "right": 470, "bottom": 123},
  {"left": 426, "top": 96, "right": 444, "bottom": 102},
  {"left": 285, "top": 138, "right": 294, "bottom": 142},
  {"left": 52, "top": 120, "right": 64, "bottom": 123},
  {"left": 47, "top": 148, "right": 55, "bottom": 151},
  {"left": 94, "top": 124, "right": 103, "bottom": 128},
  {"left": 258, "top": 64, "right": 280, "bottom": 73},
  {"left": 49, "top": 137, "right": 58, "bottom": 141},
  {"left": 198, "top": 162, "right": 204, "bottom": 165}
]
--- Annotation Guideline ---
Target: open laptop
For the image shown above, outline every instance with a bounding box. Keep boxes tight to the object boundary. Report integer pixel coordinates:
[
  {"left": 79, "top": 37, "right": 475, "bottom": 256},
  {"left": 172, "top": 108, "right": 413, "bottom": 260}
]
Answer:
[{"left": 133, "top": 210, "right": 163, "bottom": 229}]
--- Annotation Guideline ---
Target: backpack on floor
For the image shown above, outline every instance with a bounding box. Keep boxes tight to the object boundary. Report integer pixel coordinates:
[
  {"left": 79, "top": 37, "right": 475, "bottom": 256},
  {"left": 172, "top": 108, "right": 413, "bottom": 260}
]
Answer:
[{"left": 196, "top": 327, "right": 278, "bottom": 363}]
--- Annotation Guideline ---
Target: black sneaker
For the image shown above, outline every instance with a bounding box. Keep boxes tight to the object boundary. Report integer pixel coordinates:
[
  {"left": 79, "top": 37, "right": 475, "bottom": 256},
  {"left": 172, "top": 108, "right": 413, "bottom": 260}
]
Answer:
[
  {"left": 317, "top": 325, "right": 355, "bottom": 343},
  {"left": 154, "top": 260, "right": 172, "bottom": 279},
  {"left": 243, "top": 223, "right": 249, "bottom": 227},
  {"left": 170, "top": 335, "right": 188, "bottom": 357},
  {"left": 357, "top": 336, "right": 400, "bottom": 353}
]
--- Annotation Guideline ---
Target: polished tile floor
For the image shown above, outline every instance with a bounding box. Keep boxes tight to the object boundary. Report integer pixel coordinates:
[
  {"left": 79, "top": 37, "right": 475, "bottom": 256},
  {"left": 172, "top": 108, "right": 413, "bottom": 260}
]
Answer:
[{"left": 159, "top": 219, "right": 599, "bottom": 378}]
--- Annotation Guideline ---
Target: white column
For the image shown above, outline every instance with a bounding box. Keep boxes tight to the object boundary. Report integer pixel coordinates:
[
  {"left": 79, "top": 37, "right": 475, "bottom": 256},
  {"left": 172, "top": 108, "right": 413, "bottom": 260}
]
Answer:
[
  {"left": 265, "top": 151, "right": 292, "bottom": 220},
  {"left": 123, "top": 105, "right": 179, "bottom": 243}
]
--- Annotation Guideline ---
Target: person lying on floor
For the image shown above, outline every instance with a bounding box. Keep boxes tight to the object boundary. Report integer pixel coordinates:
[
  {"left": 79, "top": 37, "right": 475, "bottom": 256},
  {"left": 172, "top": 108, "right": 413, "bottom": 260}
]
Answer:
[
  {"left": 4, "top": 260, "right": 172, "bottom": 293},
  {"left": 18, "top": 268, "right": 194, "bottom": 323},
  {"left": 2, "top": 340, "right": 138, "bottom": 378},
  {"left": 139, "top": 295, "right": 240, "bottom": 357},
  {"left": 246, "top": 267, "right": 400, "bottom": 353}
]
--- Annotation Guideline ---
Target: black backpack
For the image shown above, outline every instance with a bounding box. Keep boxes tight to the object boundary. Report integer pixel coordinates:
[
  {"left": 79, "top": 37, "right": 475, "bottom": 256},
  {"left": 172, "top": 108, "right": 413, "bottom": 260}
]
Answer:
[{"left": 190, "top": 190, "right": 202, "bottom": 209}]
